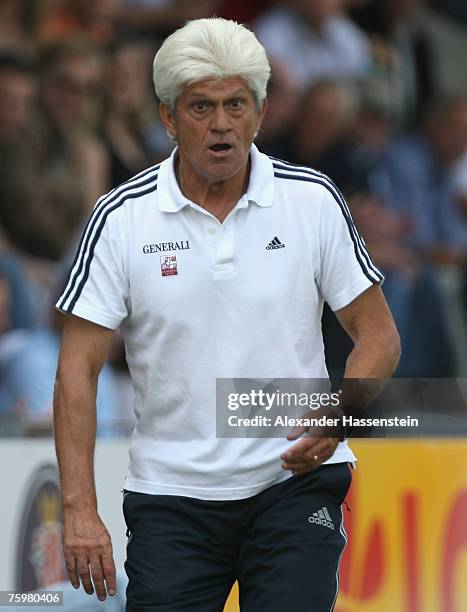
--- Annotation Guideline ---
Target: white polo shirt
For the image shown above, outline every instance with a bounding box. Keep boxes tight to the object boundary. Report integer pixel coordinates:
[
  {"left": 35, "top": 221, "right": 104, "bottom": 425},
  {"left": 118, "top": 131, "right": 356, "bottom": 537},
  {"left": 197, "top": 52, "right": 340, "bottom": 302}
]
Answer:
[{"left": 57, "top": 144, "right": 383, "bottom": 500}]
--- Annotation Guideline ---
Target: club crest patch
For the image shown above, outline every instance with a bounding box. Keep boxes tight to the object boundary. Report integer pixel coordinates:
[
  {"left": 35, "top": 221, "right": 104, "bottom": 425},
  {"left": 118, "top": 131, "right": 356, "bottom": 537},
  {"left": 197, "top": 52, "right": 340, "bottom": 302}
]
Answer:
[{"left": 160, "top": 255, "right": 178, "bottom": 276}]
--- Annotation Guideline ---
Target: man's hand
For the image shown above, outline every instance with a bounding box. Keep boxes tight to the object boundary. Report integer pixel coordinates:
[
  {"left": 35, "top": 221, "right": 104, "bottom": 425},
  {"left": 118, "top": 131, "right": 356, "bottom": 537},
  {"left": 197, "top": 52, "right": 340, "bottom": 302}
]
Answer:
[
  {"left": 280, "top": 415, "right": 340, "bottom": 476},
  {"left": 62, "top": 508, "right": 116, "bottom": 601}
]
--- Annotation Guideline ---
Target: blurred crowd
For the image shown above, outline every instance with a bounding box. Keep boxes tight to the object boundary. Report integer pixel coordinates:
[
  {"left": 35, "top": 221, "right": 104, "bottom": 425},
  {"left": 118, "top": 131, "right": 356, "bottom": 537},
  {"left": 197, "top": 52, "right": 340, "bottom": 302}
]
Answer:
[{"left": 0, "top": 0, "right": 466, "bottom": 435}]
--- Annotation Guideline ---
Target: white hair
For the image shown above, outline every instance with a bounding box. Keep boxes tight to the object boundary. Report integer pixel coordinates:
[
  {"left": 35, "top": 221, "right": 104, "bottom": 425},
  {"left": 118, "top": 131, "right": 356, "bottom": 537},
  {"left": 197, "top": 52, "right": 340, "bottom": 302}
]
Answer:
[{"left": 153, "top": 18, "right": 270, "bottom": 111}]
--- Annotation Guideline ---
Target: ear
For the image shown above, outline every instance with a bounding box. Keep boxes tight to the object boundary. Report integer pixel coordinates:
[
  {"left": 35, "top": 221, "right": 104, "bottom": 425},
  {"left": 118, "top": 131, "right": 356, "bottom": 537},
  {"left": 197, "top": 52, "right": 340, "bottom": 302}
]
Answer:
[{"left": 159, "top": 103, "right": 177, "bottom": 141}]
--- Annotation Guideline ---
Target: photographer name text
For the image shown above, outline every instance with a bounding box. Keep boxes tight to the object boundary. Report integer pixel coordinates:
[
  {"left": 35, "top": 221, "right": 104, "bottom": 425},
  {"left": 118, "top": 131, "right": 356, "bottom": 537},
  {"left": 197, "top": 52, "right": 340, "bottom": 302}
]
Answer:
[{"left": 227, "top": 415, "right": 419, "bottom": 428}]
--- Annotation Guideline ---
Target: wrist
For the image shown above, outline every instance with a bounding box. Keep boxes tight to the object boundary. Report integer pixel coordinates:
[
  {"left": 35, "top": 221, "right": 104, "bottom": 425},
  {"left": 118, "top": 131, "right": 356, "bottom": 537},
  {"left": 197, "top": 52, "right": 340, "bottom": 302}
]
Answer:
[
  {"left": 61, "top": 494, "right": 97, "bottom": 512},
  {"left": 325, "top": 404, "right": 347, "bottom": 441}
]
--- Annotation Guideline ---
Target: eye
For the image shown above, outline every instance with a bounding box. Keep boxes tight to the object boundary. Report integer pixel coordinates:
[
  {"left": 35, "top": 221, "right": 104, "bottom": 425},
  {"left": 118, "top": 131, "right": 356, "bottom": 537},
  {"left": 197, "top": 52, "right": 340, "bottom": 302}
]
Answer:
[
  {"left": 193, "top": 101, "right": 208, "bottom": 112},
  {"left": 229, "top": 99, "right": 244, "bottom": 110}
]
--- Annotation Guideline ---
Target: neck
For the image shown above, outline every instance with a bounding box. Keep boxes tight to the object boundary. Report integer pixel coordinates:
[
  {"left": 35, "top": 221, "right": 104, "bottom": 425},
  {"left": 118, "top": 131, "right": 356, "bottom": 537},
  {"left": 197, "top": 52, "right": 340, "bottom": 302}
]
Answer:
[{"left": 176, "top": 154, "right": 251, "bottom": 223}]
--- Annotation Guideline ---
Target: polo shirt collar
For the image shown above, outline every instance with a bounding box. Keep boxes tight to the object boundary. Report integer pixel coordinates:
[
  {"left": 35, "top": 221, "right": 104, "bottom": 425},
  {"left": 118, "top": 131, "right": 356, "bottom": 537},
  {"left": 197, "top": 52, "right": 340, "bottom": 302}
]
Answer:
[
  {"left": 247, "top": 143, "right": 275, "bottom": 207},
  {"left": 157, "top": 143, "right": 274, "bottom": 213}
]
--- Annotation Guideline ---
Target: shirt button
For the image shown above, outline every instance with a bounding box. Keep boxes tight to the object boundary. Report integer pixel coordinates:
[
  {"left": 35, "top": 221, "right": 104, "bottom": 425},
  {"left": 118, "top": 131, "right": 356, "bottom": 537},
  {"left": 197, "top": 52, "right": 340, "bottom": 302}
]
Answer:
[{"left": 208, "top": 228, "right": 217, "bottom": 235}]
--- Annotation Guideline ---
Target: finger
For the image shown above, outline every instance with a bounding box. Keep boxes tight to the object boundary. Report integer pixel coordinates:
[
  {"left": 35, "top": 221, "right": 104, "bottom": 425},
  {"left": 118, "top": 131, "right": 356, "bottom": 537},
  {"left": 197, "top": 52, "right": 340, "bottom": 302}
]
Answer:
[
  {"left": 282, "top": 453, "right": 310, "bottom": 465},
  {"left": 77, "top": 559, "right": 94, "bottom": 595},
  {"left": 282, "top": 454, "right": 320, "bottom": 470},
  {"left": 288, "top": 437, "right": 339, "bottom": 462},
  {"left": 282, "top": 450, "right": 325, "bottom": 470},
  {"left": 281, "top": 438, "right": 319, "bottom": 463},
  {"left": 89, "top": 554, "right": 107, "bottom": 601},
  {"left": 308, "top": 439, "right": 339, "bottom": 463},
  {"left": 286, "top": 411, "right": 319, "bottom": 440},
  {"left": 280, "top": 439, "right": 308, "bottom": 461},
  {"left": 286, "top": 424, "right": 308, "bottom": 440},
  {"left": 283, "top": 447, "right": 321, "bottom": 465},
  {"left": 282, "top": 438, "right": 340, "bottom": 474},
  {"left": 306, "top": 448, "right": 335, "bottom": 468},
  {"left": 101, "top": 549, "right": 117, "bottom": 597},
  {"left": 64, "top": 552, "right": 79, "bottom": 589}
]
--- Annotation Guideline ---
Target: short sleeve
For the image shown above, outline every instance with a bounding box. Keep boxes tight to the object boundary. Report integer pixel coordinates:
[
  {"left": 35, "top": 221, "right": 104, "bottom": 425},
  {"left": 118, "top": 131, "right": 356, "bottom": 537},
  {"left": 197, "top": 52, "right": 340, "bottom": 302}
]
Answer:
[
  {"left": 56, "top": 207, "right": 129, "bottom": 329},
  {"left": 317, "top": 185, "right": 384, "bottom": 311}
]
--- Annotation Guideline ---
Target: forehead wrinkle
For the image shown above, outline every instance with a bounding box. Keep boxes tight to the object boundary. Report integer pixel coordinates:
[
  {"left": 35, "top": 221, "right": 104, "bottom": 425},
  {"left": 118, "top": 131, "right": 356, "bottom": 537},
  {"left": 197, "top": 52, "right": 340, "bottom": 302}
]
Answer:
[
  {"left": 187, "top": 88, "right": 249, "bottom": 101},
  {"left": 183, "top": 78, "right": 251, "bottom": 99}
]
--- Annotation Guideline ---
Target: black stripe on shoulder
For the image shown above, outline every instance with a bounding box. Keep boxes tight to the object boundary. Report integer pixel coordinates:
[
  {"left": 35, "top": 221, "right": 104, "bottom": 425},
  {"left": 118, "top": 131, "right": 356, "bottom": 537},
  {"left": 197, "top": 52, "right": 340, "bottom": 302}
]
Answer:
[
  {"left": 273, "top": 170, "right": 383, "bottom": 283},
  {"left": 59, "top": 169, "right": 160, "bottom": 310},
  {"left": 269, "top": 155, "right": 323, "bottom": 175},
  {"left": 274, "top": 166, "right": 384, "bottom": 283},
  {"left": 272, "top": 162, "right": 384, "bottom": 282},
  {"left": 65, "top": 181, "right": 159, "bottom": 313}
]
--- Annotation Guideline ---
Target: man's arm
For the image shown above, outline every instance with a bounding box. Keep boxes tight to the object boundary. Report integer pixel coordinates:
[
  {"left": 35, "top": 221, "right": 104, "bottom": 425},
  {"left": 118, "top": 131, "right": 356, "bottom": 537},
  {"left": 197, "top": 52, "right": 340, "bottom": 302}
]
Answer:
[
  {"left": 336, "top": 284, "right": 401, "bottom": 379},
  {"left": 281, "top": 285, "right": 401, "bottom": 475},
  {"left": 53, "top": 314, "right": 116, "bottom": 601}
]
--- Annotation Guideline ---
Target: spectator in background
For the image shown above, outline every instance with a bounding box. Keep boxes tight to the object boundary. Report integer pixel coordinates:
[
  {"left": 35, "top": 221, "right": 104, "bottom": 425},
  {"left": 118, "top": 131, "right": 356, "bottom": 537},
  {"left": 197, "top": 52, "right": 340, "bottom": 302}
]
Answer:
[
  {"left": 217, "top": 0, "right": 273, "bottom": 25},
  {"left": 0, "top": 53, "right": 52, "bottom": 324},
  {"left": 0, "top": 53, "right": 37, "bottom": 146},
  {"left": 451, "top": 149, "right": 467, "bottom": 218},
  {"left": 0, "top": 270, "right": 11, "bottom": 336},
  {"left": 117, "top": 0, "right": 273, "bottom": 35},
  {"left": 116, "top": 0, "right": 221, "bottom": 39},
  {"left": 344, "top": 83, "right": 418, "bottom": 265},
  {"left": 270, "top": 79, "right": 359, "bottom": 185},
  {"left": 377, "top": 97, "right": 467, "bottom": 267},
  {"left": 0, "top": 255, "right": 37, "bottom": 330},
  {"left": 253, "top": 0, "right": 371, "bottom": 92},
  {"left": 0, "top": 39, "right": 109, "bottom": 261},
  {"left": 362, "top": 99, "right": 467, "bottom": 377},
  {"left": 0, "top": 288, "right": 125, "bottom": 434},
  {"left": 254, "top": 60, "right": 300, "bottom": 157},
  {"left": 0, "top": 257, "right": 43, "bottom": 414},
  {"left": 39, "top": 0, "right": 121, "bottom": 47},
  {"left": 102, "top": 37, "right": 171, "bottom": 187},
  {"left": 430, "top": 0, "right": 467, "bottom": 24},
  {"left": 0, "top": 267, "right": 16, "bottom": 413},
  {"left": 350, "top": 0, "right": 467, "bottom": 126},
  {"left": 0, "top": 51, "right": 68, "bottom": 327},
  {"left": 0, "top": 0, "right": 49, "bottom": 54}
]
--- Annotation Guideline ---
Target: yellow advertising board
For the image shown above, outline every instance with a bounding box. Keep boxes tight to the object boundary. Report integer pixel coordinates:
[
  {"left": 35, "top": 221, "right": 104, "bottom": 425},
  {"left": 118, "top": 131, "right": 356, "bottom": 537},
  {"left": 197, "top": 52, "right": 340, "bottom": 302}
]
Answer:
[{"left": 223, "top": 441, "right": 467, "bottom": 612}]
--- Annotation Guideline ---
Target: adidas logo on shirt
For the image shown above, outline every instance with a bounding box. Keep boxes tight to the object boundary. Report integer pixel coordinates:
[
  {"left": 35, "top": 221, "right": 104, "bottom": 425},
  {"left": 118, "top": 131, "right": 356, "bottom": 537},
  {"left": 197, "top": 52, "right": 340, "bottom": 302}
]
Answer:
[
  {"left": 266, "top": 236, "right": 285, "bottom": 250},
  {"left": 308, "top": 506, "right": 335, "bottom": 530}
]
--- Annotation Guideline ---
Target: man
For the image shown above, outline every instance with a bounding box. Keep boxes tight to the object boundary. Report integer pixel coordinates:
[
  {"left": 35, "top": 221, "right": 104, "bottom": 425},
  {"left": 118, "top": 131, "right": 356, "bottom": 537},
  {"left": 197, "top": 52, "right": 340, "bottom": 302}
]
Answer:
[
  {"left": 54, "top": 18, "right": 400, "bottom": 612},
  {"left": 253, "top": 0, "right": 371, "bottom": 92},
  {"left": 0, "top": 41, "right": 107, "bottom": 261},
  {"left": 0, "top": 53, "right": 36, "bottom": 145}
]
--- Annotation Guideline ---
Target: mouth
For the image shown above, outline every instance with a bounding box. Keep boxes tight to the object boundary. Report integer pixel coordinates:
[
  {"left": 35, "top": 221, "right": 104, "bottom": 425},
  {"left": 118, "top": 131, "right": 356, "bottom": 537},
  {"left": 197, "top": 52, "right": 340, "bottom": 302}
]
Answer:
[{"left": 208, "top": 143, "right": 233, "bottom": 157}]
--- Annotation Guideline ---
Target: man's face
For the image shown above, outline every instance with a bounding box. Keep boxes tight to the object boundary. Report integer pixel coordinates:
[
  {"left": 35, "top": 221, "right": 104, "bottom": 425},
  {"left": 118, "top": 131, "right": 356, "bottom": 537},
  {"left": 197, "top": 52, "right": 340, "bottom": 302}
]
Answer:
[
  {"left": 43, "top": 56, "right": 100, "bottom": 127},
  {"left": 111, "top": 44, "right": 151, "bottom": 110},
  {"left": 291, "top": 0, "right": 344, "bottom": 23},
  {"left": 429, "top": 100, "right": 467, "bottom": 165},
  {"left": 0, "top": 69, "right": 36, "bottom": 142},
  {"left": 160, "top": 77, "right": 266, "bottom": 184}
]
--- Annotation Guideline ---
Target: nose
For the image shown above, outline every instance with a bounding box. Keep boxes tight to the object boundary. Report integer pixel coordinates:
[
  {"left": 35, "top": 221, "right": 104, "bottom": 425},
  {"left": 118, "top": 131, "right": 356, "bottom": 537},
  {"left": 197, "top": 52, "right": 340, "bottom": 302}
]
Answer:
[{"left": 210, "top": 105, "right": 232, "bottom": 133}]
